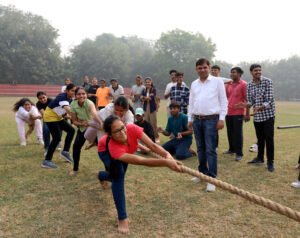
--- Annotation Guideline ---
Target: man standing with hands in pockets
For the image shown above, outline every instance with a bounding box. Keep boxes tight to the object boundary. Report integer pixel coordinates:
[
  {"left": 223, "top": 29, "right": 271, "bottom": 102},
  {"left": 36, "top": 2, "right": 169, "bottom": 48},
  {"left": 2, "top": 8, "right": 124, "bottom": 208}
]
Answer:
[{"left": 188, "top": 58, "right": 228, "bottom": 192}]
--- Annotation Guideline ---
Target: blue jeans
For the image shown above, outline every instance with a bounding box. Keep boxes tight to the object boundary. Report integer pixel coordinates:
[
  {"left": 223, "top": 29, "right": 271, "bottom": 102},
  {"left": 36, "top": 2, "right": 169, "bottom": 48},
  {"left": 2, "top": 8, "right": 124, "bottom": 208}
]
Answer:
[
  {"left": 162, "top": 137, "right": 192, "bottom": 160},
  {"left": 43, "top": 122, "right": 50, "bottom": 150},
  {"left": 98, "top": 151, "right": 128, "bottom": 220},
  {"left": 193, "top": 117, "right": 218, "bottom": 178}
]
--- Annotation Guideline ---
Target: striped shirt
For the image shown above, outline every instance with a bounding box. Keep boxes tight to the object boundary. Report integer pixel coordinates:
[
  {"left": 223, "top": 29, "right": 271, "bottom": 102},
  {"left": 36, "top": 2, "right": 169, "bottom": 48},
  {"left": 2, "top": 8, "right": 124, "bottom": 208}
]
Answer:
[
  {"left": 247, "top": 76, "right": 275, "bottom": 122},
  {"left": 170, "top": 84, "right": 190, "bottom": 114}
]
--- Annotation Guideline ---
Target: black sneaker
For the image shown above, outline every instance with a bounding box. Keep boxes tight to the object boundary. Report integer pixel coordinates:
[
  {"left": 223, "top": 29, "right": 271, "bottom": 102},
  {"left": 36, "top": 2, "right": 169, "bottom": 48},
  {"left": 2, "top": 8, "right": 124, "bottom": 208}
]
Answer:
[
  {"left": 247, "top": 158, "right": 264, "bottom": 165},
  {"left": 267, "top": 163, "right": 275, "bottom": 172}
]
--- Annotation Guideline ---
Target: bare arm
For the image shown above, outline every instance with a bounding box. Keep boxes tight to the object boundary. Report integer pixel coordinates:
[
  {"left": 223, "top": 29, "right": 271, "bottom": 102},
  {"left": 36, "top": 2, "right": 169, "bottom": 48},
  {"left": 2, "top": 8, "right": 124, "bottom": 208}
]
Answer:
[
  {"left": 89, "top": 103, "right": 103, "bottom": 127},
  {"left": 70, "top": 111, "right": 89, "bottom": 127},
  {"left": 139, "top": 133, "right": 173, "bottom": 160},
  {"left": 117, "top": 153, "right": 182, "bottom": 172}
]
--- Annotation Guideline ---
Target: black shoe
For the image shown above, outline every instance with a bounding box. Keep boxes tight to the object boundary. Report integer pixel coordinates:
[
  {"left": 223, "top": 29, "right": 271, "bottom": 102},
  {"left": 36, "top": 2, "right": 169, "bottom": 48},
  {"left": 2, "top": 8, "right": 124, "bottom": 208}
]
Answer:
[
  {"left": 267, "top": 163, "right": 275, "bottom": 172},
  {"left": 223, "top": 150, "right": 235, "bottom": 155},
  {"left": 247, "top": 158, "right": 264, "bottom": 165}
]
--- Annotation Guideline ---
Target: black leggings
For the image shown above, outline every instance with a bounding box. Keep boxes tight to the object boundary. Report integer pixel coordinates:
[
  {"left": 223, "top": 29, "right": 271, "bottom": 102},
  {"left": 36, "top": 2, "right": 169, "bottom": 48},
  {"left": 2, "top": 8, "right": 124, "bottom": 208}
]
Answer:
[
  {"left": 45, "top": 120, "right": 75, "bottom": 161},
  {"left": 72, "top": 129, "right": 86, "bottom": 171}
]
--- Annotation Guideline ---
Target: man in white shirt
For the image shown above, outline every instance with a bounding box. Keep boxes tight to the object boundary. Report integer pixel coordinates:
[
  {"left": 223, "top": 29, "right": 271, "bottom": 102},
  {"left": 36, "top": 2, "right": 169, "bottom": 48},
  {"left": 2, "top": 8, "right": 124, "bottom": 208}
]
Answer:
[
  {"left": 188, "top": 58, "right": 228, "bottom": 192},
  {"left": 109, "top": 79, "right": 124, "bottom": 102}
]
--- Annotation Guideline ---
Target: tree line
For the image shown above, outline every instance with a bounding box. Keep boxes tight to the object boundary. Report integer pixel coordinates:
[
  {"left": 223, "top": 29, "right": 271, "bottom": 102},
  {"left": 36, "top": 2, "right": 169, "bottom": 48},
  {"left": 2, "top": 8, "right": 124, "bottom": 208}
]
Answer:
[{"left": 0, "top": 5, "right": 299, "bottom": 100}]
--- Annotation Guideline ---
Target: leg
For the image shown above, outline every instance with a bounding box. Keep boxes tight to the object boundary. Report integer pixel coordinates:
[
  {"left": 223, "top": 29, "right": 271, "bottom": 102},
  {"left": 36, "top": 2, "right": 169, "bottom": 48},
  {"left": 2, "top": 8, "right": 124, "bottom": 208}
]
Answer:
[
  {"left": 111, "top": 161, "right": 129, "bottom": 233},
  {"left": 264, "top": 117, "right": 275, "bottom": 165},
  {"left": 162, "top": 139, "right": 177, "bottom": 156},
  {"left": 254, "top": 121, "right": 265, "bottom": 161},
  {"left": 175, "top": 137, "right": 192, "bottom": 160},
  {"left": 15, "top": 117, "right": 26, "bottom": 145},
  {"left": 98, "top": 151, "right": 112, "bottom": 182},
  {"left": 232, "top": 115, "right": 244, "bottom": 157},
  {"left": 225, "top": 115, "right": 235, "bottom": 152},
  {"left": 34, "top": 119, "right": 43, "bottom": 142},
  {"left": 203, "top": 118, "right": 218, "bottom": 178},
  {"left": 60, "top": 120, "right": 75, "bottom": 152},
  {"left": 72, "top": 129, "right": 86, "bottom": 172},
  {"left": 43, "top": 122, "right": 51, "bottom": 150},
  {"left": 149, "top": 111, "right": 159, "bottom": 139},
  {"left": 45, "top": 122, "right": 62, "bottom": 161},
  {"left": 193, "top": 119, "right": 208, "bottom": 174}
]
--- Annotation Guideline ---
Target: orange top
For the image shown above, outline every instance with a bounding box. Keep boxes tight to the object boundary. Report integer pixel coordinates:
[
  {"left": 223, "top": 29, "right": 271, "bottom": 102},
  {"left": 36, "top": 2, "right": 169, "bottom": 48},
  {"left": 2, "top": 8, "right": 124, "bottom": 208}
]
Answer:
[{"left": 96, "top": 87, "right": 110, "bottom": 107}]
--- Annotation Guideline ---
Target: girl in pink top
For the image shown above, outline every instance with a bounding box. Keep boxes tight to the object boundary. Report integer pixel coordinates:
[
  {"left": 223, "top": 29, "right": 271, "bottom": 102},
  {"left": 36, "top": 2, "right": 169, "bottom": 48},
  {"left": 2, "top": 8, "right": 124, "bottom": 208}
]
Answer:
[{"left": 97, "top": 115, "right": 182, "bottom": 234}]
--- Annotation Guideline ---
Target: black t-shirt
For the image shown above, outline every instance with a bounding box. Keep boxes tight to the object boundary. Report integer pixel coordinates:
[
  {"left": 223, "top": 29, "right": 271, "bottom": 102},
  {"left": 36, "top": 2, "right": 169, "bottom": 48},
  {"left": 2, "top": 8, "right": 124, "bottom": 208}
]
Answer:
[
  {"left": 135, "top": 120, "right": 155, "bottom": 142},
  {"left": 88, "top": 85, "right": 99, "bottom": 105},
  {"left": 36, "top": 98, "right": 53, "bottom": 111}
]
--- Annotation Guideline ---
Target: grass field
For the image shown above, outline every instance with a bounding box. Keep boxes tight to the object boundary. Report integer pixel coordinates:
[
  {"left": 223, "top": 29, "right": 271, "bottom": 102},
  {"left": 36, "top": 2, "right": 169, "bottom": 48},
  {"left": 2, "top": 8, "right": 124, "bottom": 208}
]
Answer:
[{"left": 0, "top": 97, "right": 299, "bottom": 238}]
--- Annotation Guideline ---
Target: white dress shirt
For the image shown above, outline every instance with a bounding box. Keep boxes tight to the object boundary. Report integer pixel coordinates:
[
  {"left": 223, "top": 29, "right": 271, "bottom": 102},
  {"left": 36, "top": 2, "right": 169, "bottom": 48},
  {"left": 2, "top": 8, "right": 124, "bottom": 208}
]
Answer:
[{"left": 188, "top": 75, "right": 228, "bottom": 121}]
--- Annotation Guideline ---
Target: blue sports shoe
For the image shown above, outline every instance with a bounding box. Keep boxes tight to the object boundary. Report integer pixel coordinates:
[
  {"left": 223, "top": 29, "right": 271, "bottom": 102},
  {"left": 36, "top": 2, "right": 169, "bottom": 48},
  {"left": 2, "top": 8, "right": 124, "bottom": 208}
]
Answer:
[
  {"left": 60, "top": 151, "right": 73, "bottom": 163},
  {"left": 41, "top": 160, "right": 57, "bottom": 169}
]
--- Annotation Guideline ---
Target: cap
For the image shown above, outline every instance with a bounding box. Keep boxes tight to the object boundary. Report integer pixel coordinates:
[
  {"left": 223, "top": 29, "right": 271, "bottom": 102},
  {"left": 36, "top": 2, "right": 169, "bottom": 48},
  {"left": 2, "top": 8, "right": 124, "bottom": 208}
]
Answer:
[{"left": 135, "top": 107, "right": 144, "bottom": 116}]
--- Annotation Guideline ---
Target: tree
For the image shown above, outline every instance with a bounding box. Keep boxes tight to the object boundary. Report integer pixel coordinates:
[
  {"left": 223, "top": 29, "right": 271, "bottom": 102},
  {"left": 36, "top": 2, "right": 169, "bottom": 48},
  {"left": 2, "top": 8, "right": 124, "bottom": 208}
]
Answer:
[
  {"left": 0, "top": 5, "right": 63, "bottom": 84},
  {"left": 153, "top": 29, "right": 217, "bottom": 88},
  {"left": 69, "top": 34, "right": 132, "bottom": 85}
]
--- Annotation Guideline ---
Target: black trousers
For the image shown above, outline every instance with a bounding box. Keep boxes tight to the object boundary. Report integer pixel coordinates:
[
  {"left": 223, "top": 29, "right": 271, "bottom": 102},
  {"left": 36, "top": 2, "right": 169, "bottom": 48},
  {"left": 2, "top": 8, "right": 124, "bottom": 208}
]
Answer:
[
  {"left": 72, "top": 129, "right": 86, "bottom": 171},
  {"left": 46, "top": 120, "right": 75, "bottom": 161},
  {"left": 254, "top": 117, "right": 275, "bottom": 164},
  {"left": 225, "top": 115, "right": 244, "bottom": 156}
]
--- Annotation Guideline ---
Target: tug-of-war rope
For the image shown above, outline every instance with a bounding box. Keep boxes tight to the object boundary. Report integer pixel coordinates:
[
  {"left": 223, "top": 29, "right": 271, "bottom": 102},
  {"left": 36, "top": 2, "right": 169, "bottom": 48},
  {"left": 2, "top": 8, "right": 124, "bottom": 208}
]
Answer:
[{"left": 149, "top": 152, "right": 300, "bottom": 222}]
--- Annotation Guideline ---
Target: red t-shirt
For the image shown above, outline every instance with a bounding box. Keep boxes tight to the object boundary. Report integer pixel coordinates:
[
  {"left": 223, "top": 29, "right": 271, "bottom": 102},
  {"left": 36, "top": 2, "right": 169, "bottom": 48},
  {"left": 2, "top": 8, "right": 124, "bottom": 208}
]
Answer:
[
  {"left": 98, "top": 124, "right": 143, "bottom": 159},
  {"left": 226, "top": 80, "right": 247, "bottom": 115}
]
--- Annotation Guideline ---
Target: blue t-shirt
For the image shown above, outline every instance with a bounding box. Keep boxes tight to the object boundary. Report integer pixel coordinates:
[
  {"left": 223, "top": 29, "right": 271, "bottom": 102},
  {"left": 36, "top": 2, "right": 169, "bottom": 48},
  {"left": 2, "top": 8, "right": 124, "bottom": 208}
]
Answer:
[{"left": 165, "top": 113, "right": 192, "bottom": 139}]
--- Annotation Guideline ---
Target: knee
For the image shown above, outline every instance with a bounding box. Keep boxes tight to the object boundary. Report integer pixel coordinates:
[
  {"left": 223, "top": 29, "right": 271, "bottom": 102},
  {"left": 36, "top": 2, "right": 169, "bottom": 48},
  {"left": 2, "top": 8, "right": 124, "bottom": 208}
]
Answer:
[{"left": 175, "top": 151, "right": 189, "bottom": 160}]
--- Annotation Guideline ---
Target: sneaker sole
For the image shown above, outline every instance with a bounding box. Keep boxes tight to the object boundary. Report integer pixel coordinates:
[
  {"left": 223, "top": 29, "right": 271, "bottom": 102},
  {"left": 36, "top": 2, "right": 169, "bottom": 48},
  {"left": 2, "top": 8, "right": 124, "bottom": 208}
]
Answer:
[
  {"left": 41, "top": 164, "right": 57, "bottom": 169},
  {"left": 60, "top": 154, "right": 73, "bottom": 163}
]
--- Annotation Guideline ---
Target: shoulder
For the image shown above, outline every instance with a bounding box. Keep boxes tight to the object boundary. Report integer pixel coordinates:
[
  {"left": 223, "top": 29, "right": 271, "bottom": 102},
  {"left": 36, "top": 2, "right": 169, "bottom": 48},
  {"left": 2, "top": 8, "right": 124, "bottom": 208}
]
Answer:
[
  {"left": 127, "top": 123, "right": 143, "bottom": 135},
  {"left": 56, "top": 93, "right": 67, "bottom": 100},
  {"left": 262, "top": 77, "right": 272, "bottom": 84},
  {"left": 190, "top": 78, "right": 199, "bottom": 87},
  {"left": 86, "top": 99, "right": 94, "bottom": 106}
]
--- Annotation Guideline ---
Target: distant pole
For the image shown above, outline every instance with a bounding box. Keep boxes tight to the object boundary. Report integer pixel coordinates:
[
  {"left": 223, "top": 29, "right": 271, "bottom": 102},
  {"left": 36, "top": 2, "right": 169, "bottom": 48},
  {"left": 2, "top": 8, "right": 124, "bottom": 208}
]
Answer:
[{"left": 277, "top": 125, "right": 300, "bottom": 129}]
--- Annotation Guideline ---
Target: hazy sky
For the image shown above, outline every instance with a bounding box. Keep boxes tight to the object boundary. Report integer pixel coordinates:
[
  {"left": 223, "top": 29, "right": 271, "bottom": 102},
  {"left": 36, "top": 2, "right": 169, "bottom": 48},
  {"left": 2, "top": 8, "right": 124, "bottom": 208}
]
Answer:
[{"left": 2, "top": 0, "right": 300, "bottom": 64}]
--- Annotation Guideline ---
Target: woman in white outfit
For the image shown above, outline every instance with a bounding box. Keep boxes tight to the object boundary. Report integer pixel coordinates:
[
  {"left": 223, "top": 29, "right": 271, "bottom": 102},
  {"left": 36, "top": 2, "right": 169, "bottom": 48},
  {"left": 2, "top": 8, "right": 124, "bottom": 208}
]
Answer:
[
  {"left": 84, "top": 96, "right": 134, "bottom": 148},
  {"left": 13, "top": 98, "right": 43, "bottom": 146}
]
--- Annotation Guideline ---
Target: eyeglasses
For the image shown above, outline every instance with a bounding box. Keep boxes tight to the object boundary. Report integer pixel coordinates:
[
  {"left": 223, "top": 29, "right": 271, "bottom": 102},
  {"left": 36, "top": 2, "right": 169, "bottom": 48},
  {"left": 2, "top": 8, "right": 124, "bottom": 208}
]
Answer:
[{"left": 112, "top": 125, "right": 125, "bottom": 135}]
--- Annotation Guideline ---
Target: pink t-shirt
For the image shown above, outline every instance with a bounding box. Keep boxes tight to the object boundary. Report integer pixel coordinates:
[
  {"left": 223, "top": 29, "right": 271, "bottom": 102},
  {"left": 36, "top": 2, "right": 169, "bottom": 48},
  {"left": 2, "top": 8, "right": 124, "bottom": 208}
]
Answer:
[
  {"left": 226, "top": 80, "right": 247, "bottom": 116},
  {"left": 98, "top": 124, "right": 143, "bottom": 159}
]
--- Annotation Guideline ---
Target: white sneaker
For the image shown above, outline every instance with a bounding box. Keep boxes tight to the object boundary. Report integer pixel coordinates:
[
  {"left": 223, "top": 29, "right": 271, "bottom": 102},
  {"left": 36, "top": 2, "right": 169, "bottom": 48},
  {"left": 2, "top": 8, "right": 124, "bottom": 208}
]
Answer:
[
  {"left": 291, "top": 180, "right": 300, "bottom": 188},
  {"left": 56, "top": 142, "right": 62, "bottom": 151},
  {"left": 249, "top": 144, "right": 258, "bottom": 152},
  {"left": 20, "top": 141, "right": 26, "bottom": 146},
  {"left": 37, "top": 138, "right": 44, "bottom": 145},
  {"left": 191, "top": 177, "right": 201, "bottom": 183},
  {"left": 206, "top": 183, "right": 216, "bottom": 192}
]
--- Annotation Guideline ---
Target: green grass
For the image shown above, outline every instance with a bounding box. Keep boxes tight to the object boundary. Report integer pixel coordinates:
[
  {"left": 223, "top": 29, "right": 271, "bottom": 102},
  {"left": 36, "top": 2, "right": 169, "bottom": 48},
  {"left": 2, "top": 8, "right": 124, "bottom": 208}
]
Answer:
[{"left": 0, "top": 97, "right": 299, "bottom": 237}]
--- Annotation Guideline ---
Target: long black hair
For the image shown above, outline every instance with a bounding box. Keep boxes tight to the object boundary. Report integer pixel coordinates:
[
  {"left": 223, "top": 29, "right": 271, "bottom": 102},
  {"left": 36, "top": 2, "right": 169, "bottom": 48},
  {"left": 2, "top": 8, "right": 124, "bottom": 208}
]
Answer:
[
  {"left": 13, "top": 98, "right": 34, "bottom": 112},
  {"left": 103, "top": 115, "right": 121, "bottom": 135}
]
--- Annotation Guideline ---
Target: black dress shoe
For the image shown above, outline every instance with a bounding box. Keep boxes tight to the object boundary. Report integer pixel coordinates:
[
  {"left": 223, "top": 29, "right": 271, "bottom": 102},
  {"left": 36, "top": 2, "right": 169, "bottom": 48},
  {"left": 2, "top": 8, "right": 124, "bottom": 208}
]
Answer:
[
  {"left": 267, "top": 163, "right": 275, "bottom": 172},
  {"left": 247, "top": 158, "right": 264, "bottom": 164}
]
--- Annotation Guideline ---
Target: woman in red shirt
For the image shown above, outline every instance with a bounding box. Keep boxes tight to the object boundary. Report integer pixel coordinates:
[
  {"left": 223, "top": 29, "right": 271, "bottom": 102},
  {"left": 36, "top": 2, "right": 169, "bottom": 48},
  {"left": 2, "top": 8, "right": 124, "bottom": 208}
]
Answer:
[{"left": 98, "top": 115, "right": 182, "bottom": 234}]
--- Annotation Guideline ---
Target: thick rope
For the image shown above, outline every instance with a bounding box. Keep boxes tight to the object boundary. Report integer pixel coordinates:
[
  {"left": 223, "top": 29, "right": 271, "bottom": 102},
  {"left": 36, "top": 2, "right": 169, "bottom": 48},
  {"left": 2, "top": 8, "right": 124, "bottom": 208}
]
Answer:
[{"left": 149, "top": 152, "right": 300, "bottom": 222}]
